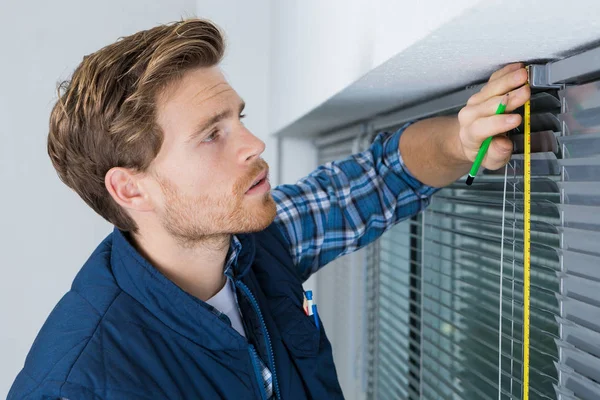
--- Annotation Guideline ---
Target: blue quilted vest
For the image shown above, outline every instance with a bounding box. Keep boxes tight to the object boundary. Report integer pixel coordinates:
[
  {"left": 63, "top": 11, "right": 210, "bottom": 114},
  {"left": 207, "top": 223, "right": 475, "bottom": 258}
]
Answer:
[{"left": 8, "top": 224, "right": 344, "bottom": 399}]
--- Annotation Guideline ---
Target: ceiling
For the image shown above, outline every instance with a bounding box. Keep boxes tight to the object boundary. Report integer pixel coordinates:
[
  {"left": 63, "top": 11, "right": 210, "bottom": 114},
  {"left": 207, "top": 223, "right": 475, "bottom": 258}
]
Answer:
[{"left": 275, "top": 0, "right": 600, "bottom": 138}]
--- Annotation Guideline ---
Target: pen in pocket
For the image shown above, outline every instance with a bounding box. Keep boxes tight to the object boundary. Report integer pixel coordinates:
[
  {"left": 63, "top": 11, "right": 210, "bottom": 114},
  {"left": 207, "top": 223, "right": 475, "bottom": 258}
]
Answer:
[{"left": 304, "top": 290, "right": 320, "bottom": 330}]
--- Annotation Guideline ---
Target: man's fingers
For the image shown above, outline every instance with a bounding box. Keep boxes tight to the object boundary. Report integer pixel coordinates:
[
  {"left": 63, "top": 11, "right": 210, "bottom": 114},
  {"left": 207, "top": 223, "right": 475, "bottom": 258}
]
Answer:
[
  {"left": 459, "top": 63, "right": 526, "bottom": 170},
  {"left": 466, "top": 114, "right": 522, "bottom": 146},
  {"left": 488, "top": 63, "right": 524, "bottom": 83},
  {"left": 481, "top": 136, "right": 514, "bottom": 171},
  {"left": 468, "top": 67, "right": 528, "bottom": 106},
  {"left": 459, "top": 85, "right": 530, "bottom": 124}
]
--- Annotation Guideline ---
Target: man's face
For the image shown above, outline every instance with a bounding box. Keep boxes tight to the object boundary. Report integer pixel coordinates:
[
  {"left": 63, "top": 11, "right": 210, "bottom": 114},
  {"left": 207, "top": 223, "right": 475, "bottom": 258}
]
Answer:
[{"left": 145, "top": 66, "right": 276, "bottom": 245}]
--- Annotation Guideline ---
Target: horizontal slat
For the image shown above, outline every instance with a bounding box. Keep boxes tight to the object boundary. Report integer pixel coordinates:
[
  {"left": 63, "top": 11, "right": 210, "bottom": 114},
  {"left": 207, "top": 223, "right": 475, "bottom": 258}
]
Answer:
[
  {"left": 558, "top": 367, "right": 600, "bottom": 400},
  {"left": 560, "top": 296, "right": 600, "bottom": 333},
  {"left": 377, "top": 364, "right": 411, "bottom": 399},
  {"left": 421, "top": 351, "right": 503, "bottom": 400},
  {"left": 563, "top": 227, "right": 600, "bottom": 256},
  {"left": 423, "top": 305, "right": 557, "bottom": 361},
  {"left": 531, "top": 91, "right": 561, "bottom": 111},
  {"left": 531, "top": 112, "right": 562, "bottom": 132},
  {"left": 380, "top": 248, "right": 558, "bottom": 318},
  {"left": 461, "top": 264, "right": 559, "bottom": 308},
  {"left": 422, "top": 332, "right": 557, "bottom": 400},
  {"left": 378, "top": 279, "right": 419, "bottom": 311},
  {"left": 426, "top": 232, "right": 559, "bottom": 265},
  {"left": 562, "top": 274, "right": 600, "bottom": 308},
  {"left": 379, "top": 366, "right": 419, "bottom": 399},
  {"left": 380, "top": 233, "right": 419, "bottom": 249},
  {"left": 497, "top": 152, "right": 562, "bottom": 176},
  {"left": 431, "top": 191, "right": 560, "bottom": 219},
  {"left": 421, "top": 320, "right": 556, "bottom": 399},
  {"left": 460, "top": 244, "right": 559, "bottom": 276},
  {"left": 562, "top": 250, "right": 600, "bottom": 281},
  {"left": 560, "top": 182, "right": 600, "bottom": 206},
  {"left": 557, "top": 342, "right": 600, "bottom": 390},
  {"left": 464, "top": 244, "right": 558, "bottom": 273},
  {"left": 378, "top": 322, "right": 419, "bottom": 361},
  {"left": 434, "top": 188, "right": 559, "bottom": 204},
  {"left": 378, "top": 326, "right": 420, "bottom": 358},
  {"left": 422, "top": 275, "right": 557, "bottom": 334},
  {"left": 423, "top": 249, "right": 558, "bottom": 304},
  {"left": 560, "top": 80, "right": 600, "bottom": 112},
  {"left": 561, "top": 204, "right": 600, "bottom": 229},
  {"left": 447, "top": 177, "right": 560, "bottom": 195},
  {"left": 426, "top": 207, "right": 561, "bottom": 244},
  {"left": 378, "top": 337, "right": 420, "bottom": 370},
  {"left": 378, "top": 293, "right": 419, "bottom": 326},
  {"left": 426, "top": 255, "right": 559, "bottom": 311},
  {"left": 379, "top": 259, "right": 419, "bottom": 282},
  {"left": 559, "top": 107, "right": 600, "bottom": 135},
  {"left": 557, "top": 317, "right": 600, "bottom": 361},
  {"left": 421, "top": 379, "right": 458, "bottom": 400},
  {"left": 422, "top": 345, "right": 508, "bottom": 400},
  {"left": 558, "top": 132, "right": 600, "bottom": 158},
  {"left": 390, "top": 227, "right": 560, "bottom": 271},
  {"left": 561, "top": 156, "right": 600, "bottom": 181},
  {"left": 422, "top": 264, "right": 553, "bottom": 330},
  {"left": 430, "top": 197, "right": 562, "bottom": 225},
  {"left": 420, "top": 237, "right": 559, "bottom": 283},
  {"left": 423, "top": 217, "right": 560, "bottom": 255},
  {"left": 511, "top": 130, "right": 559, "bottom": 155},
  {"left": 421, "top": 291, "right": 558, "bottom": 356}
]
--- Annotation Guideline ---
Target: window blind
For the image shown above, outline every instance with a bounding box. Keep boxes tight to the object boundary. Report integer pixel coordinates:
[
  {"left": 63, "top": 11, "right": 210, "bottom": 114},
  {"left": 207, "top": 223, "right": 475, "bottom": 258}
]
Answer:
[
  {"left": 366, "top": 217, "right": 422, "bottom": 399},
  {"left": 554, "top": 79, "right": 600, "bottom": 400},
  {"left": 364, "top": 78, "right": 600, "bottom": 400},
  {"left": 309, "top": 51, "right": 600, "bottom": 400},
  {"left": 363, "top": 90, "right": 565, "bottom": 398},
  {"left": 419, "top": 89, "right": 564, "bottom": 400}
]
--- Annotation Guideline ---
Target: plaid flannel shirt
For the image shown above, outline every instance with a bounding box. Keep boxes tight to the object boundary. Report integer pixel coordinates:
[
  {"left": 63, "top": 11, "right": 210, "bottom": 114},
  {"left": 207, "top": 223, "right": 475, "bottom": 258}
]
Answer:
[
  {"left": 227, "top": 123, "right": 438, "bottom": 398},
  {"left": 272, "top": 123, "right": 438, "bottom": 280}
]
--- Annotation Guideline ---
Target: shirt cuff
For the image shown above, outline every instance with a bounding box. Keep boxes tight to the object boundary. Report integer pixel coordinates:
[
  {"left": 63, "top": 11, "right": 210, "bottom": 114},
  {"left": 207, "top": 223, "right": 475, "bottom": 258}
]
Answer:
[{"left": 380, "top": 121, "right": 440, "bottom": 199}]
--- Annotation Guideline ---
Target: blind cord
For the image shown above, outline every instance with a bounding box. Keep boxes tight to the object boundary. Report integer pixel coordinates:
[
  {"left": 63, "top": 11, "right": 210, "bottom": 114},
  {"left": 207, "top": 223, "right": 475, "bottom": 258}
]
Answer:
[{"left": 498, "top": 162, "right": 509, "bottom": 400}]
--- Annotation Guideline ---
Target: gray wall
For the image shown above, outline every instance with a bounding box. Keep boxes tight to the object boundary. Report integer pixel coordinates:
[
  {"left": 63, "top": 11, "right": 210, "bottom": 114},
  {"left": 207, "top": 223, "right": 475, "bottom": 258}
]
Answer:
[{"left": 0, "top": 1, "right": 196, "bottom": 396}]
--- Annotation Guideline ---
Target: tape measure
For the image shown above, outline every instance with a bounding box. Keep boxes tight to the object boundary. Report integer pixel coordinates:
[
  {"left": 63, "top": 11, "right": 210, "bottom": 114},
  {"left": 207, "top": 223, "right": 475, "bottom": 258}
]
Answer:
[{"left": 522, "top": 70, "right": 532, "bottom": 400}]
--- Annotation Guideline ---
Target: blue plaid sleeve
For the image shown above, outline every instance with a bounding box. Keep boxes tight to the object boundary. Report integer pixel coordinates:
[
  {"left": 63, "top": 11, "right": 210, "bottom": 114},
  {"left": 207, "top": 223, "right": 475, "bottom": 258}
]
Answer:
[{"left": 271, "top": 123, "right": 440, "bottom": 281}]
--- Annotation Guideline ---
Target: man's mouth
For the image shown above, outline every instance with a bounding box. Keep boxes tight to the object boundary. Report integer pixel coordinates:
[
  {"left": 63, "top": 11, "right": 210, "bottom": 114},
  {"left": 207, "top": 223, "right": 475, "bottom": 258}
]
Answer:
[{"left": 246, "top": 169, "right": 269, "bottom": 193}]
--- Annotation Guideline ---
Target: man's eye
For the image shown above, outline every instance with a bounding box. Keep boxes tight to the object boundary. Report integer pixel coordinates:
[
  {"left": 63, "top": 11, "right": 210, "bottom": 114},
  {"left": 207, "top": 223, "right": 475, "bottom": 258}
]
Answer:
[
  {"left": 240, "top": 113, "right": 247, "bottom": 120},
  {"left": 202, "top": 130, "right": 220, "bottom": 143}
]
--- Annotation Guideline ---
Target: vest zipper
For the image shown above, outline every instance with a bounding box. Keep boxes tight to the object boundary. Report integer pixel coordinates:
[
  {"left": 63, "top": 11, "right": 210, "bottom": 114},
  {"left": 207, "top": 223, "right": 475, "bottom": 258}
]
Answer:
[
  {"left": 236, "top": 281, "right": 281, "bottom": 400},
  {"left": 248, "top": 345, "right": 268, "bottom": 400}
]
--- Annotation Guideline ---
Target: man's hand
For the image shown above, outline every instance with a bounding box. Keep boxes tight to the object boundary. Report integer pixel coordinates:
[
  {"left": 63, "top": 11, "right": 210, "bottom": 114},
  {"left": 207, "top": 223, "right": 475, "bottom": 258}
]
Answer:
[
  {"left": 457, "top": 63, "right": 530, "bottom": 170},
  {"left": 399, "top": 63, "right": 531, "bottom": 188}
]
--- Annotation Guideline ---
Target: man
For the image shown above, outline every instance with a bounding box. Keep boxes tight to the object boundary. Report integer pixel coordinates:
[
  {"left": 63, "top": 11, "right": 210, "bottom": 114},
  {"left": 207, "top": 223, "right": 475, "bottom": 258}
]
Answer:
[{"left": 9, "top": 18, "right": 529, "bottom": 400}]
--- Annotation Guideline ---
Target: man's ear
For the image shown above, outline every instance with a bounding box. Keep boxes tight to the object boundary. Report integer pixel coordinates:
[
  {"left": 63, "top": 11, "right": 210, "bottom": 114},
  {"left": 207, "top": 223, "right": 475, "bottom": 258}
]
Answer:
[{"left": 105, "top": 167, "right": 154, "bottom": 212}]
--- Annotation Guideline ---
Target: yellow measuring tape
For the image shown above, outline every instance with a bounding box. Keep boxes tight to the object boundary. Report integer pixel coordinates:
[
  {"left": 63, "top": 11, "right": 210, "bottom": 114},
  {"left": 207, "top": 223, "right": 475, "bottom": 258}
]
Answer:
[{"left": 522, "top": 70, "right": 531, "bottom": 400}]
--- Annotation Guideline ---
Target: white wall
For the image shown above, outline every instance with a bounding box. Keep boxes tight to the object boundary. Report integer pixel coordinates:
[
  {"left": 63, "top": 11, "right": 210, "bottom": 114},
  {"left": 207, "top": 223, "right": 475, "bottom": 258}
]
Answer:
[
  {"left": 269, "top": 0, "right": 482, "bottom": 135},
  {"left": 196, "top": 0, "right": 276, "bottom": 183},
  {"left": 0, "top": 1, "right": 196, "bottom": 397}
]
